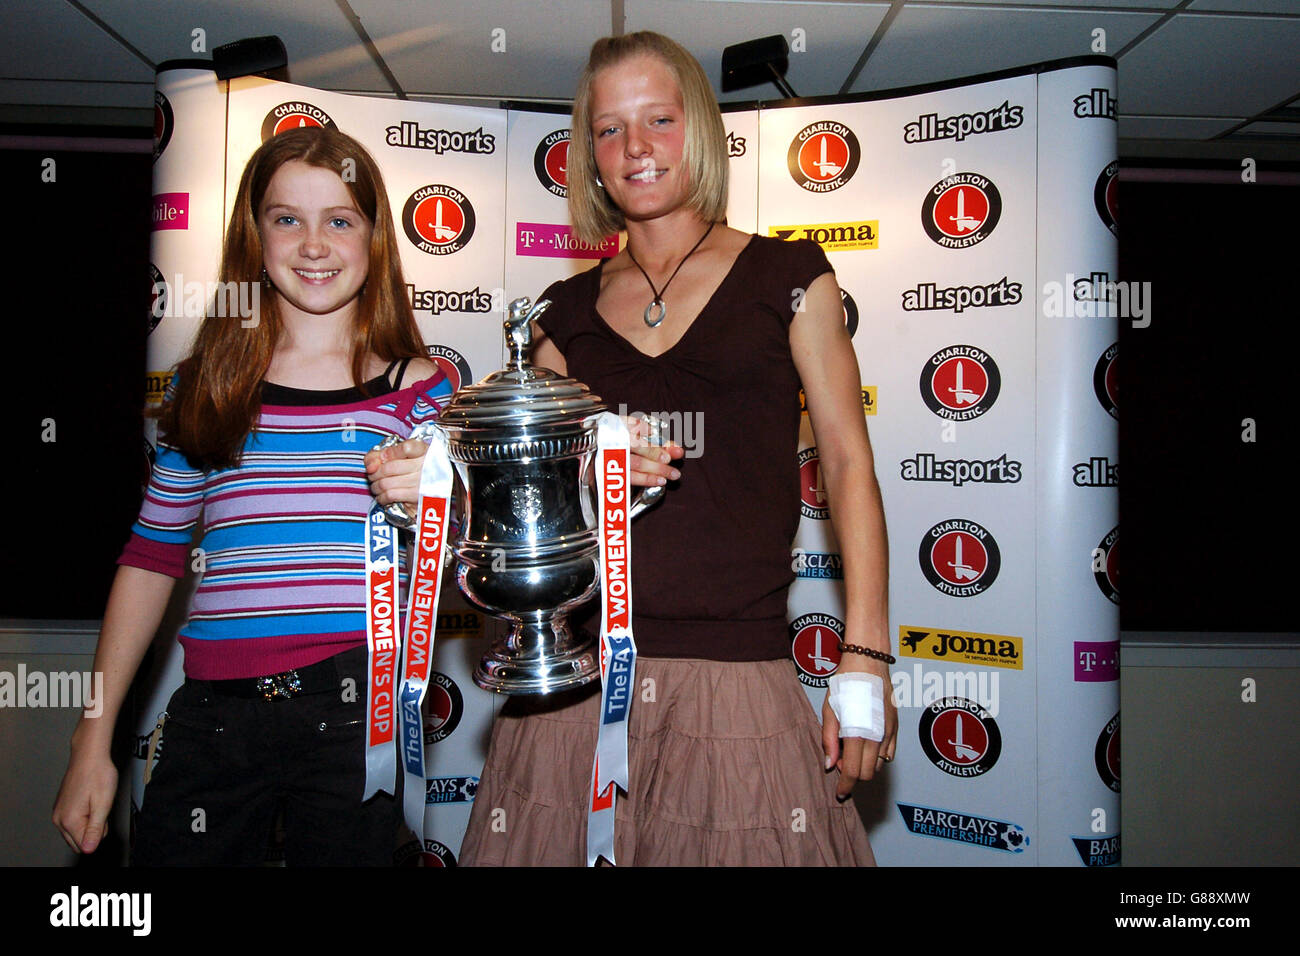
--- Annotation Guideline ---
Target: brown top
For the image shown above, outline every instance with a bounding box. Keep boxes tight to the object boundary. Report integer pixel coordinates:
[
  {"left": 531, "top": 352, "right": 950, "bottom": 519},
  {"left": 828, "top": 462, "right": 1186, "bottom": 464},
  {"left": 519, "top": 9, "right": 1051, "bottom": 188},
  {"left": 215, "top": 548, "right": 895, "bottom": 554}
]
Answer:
[{"left": 538, "top": 235, "right": 834, "bottom": 661}]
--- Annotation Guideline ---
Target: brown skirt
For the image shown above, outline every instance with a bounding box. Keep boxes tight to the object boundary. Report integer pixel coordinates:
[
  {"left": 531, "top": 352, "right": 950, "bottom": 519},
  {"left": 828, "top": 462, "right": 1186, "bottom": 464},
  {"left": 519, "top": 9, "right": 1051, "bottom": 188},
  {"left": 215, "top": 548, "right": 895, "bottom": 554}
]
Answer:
[{"left": 459, "top": 657, "right": 876, "bottom": 866}]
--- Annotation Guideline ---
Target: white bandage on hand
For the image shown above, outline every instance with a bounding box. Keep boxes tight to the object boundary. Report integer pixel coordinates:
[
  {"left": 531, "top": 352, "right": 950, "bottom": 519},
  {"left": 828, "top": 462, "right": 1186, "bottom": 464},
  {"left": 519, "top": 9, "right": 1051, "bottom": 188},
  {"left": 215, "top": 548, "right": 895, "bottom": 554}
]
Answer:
[{"left": 827, "top": 672, "right": 886, "bottom": 742}]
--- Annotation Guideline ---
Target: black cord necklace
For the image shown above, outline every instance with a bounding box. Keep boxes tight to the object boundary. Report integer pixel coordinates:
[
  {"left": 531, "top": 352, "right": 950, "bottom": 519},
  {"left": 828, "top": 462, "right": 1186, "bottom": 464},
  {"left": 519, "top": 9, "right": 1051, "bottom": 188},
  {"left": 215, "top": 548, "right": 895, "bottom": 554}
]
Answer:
[{"left": 626, "top": 221, "right": 716, "bottom": 328}]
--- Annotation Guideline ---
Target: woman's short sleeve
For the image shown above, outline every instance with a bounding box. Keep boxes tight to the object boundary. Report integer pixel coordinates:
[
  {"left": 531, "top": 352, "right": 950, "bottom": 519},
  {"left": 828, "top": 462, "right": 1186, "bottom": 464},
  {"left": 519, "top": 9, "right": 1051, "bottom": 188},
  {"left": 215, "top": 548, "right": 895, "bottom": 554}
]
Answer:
[
  {"left": 533, "top": 271, "right": 594, "bottom": 354},
  {"left": 778, "top": 238, "right": 835, "bottom": 323}
]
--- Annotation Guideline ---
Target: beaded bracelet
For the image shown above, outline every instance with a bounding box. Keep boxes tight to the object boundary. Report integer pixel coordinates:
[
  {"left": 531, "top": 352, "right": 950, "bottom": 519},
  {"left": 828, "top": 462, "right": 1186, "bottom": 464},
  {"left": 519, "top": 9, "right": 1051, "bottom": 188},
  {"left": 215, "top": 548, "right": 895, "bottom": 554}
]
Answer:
[{"left": 837, "top": 641, "right": 896, "bottom": 665}]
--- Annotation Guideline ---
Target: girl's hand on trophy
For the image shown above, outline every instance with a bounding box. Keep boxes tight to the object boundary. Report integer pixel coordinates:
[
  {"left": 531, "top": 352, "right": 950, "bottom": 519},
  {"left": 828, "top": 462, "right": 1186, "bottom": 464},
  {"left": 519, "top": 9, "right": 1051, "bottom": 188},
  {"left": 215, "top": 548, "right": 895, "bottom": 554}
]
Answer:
[
  {"left": 365, "top": 438, "right": 429, "bottom": 505},
  {"left": 625, "top": 415, "right": 684, "bottom": 487}
]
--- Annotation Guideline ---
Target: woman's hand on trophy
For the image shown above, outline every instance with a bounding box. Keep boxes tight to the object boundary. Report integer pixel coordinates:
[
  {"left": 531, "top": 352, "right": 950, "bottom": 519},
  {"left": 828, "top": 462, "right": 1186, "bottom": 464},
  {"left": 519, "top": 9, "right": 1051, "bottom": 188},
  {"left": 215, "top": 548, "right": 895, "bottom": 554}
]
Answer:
[
  {"left": 625, "top": 414, "right": 684, "bottom": 488},
  {"left": 365, "top": 438, "right": 429, "bottom": 505}
]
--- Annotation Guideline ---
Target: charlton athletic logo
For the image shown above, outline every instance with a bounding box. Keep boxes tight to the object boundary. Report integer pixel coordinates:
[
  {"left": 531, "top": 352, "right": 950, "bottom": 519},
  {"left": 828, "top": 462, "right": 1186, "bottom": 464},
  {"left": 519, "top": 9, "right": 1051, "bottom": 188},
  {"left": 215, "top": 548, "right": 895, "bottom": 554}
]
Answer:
[
  {"left": 534, "top": 129, "right": 569, "bottom": 198},
  {"left": 396, "top": 838, "right": 457, "bottom": 868},
  {"left": 1094, "top": 526, "right": 1119, "bottom": 605},
  {"left": 1095, "top": 712, "right": 1120, "bottom": 792},
  {"left": 153, "top": 90, "right": 174, "bottom": 161},
  {"left": 921, "top": 173, "right": 1002, "bottom": 248},
  {"left": 423, "top": 671, "right": 464, "bottom": 744},
  {"left": 260, "top": 101, "right": 336, "bottom": 141},
  {"left": 919, "top": 345, "right": 1001, "bottom": 422},
  {"left": 421, "top": 839, "right": 457, "bottom": 867},
  {"left": 919, "top": 697, "right": 1002, "bottom": 778},
  {"left": 798, "top": 447, "right": 830, "bottom": 519},
  {"left": 919, "top": 519, "right": 1001, "bottom": 597},
  {"left": 1094, "top": 343, "right": 1118, "bottom": 419},
  {"left": 787, "top": 121, "right": 861, "bottom": 193},
  {"left": 403, "top": 184, "right": 476, "bottom": 256},
  {"left": 1094, "top": 161, "right": 1118, "bottom": 236},
  {"left": 790, "top": 613, "right": 843, "bottom": 687},
  {"left": 425, "top": 345, "right": 472, "bottom": 393}
]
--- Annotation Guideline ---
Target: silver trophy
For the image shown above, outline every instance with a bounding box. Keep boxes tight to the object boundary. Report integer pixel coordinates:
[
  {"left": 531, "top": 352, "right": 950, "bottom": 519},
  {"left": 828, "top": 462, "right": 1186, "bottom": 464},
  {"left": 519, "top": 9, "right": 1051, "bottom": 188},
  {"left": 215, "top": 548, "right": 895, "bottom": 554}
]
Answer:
[{"left": 378, "top": 298, "right": 662, "bottom": 695}]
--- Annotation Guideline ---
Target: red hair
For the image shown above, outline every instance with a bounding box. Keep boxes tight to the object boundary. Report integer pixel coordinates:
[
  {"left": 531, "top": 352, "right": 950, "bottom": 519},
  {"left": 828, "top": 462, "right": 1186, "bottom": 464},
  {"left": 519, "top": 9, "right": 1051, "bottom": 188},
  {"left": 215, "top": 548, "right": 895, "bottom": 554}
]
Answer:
[{"left": 160, "top": 127, "right": 423, "bottom": 469}]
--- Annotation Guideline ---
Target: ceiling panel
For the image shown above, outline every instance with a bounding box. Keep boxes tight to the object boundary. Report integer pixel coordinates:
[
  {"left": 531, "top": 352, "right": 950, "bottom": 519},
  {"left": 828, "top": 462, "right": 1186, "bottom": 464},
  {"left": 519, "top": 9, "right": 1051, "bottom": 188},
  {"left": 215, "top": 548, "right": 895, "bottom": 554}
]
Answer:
[
  {"left": 921, "top": 0, "right": 1183, "bottom": 6},
  {"left": 1235, "top": 120, "right": 1300, "bottom": 135},
  {"left": 847, "top": 5, "right": 1159, "bottom": 93},
  {"left": 1, "top": 0, "right": 152, "bottom": 80},
  {"left": 0, "top": 0, "right": 1295, "bottom": 159},
  {"left": 1187, "top": 0, "right": 1300, "bottom": 12},
  {"left": 1119, "top": 14, "right": 1300, "bottom": 116},
  {"left": 1119, "top": 115, "right": 1244, "bottom": 138},
  {"left": 626, "top": 0, "right": 890, "bottom": 101},
  {"left": 0, "top": 77, "right": 149, "bottom": 110},
  {"left": 79, "top": 0, "right": 392, "bottom": 92},
  {"left": 349, "top": 0, "right": 611, "bottom": 100}
]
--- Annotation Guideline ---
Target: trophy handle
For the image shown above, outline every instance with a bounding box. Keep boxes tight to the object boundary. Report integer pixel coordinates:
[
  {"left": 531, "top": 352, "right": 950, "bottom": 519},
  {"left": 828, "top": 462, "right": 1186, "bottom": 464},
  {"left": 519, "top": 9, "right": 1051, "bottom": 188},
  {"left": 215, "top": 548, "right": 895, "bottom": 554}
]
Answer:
[
  {"left": 626, "top": 410, "right": 670, "bottom": 519},
  {"left": 377, "top": 424, "right": 663, "bottom": 529},
  {"left": 375, "top": 420, "right": 442, "bottom": 530},
  {"left": 630, "top": 484, "right": 665, "bottom": 518}
]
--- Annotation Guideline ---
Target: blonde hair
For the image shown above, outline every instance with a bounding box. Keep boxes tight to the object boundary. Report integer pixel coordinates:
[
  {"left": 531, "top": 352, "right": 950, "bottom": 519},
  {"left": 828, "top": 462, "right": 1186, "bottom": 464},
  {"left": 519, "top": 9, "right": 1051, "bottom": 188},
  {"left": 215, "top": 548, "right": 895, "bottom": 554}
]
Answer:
[{"left": 568, "top": 32, "right": 729, "bottom": 243}]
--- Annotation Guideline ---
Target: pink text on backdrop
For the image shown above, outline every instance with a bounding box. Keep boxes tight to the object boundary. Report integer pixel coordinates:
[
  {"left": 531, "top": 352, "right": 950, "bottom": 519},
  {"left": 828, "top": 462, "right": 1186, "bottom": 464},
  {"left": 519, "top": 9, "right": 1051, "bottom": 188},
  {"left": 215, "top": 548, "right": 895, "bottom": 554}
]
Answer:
[
  {"left": 516, "top": 222, "right": 617, "bottom": 259},
  {"left": 152, "top": 193, "right": 189, "bottom": 231}
]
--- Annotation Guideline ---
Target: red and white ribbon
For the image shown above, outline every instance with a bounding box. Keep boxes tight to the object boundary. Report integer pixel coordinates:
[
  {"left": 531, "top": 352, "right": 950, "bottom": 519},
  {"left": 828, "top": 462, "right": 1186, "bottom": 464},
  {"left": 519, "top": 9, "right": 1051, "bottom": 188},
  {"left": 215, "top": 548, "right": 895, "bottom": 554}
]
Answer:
[
  {"left": 396, "top": 430, "right": 454, "bottom": 839},
  {"left": 587, "top": 413, "right": 637, "bottom": 866},
  {"left": 363, "top": 501, "right": 400, "bottom": 800}
]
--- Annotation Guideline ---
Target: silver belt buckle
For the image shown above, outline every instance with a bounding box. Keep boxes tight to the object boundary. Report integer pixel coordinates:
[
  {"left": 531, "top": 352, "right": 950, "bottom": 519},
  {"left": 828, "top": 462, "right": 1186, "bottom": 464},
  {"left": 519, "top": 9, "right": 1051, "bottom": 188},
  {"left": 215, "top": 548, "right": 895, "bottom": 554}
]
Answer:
[{"left": 255, "top": 670, "right": 303, "bottom": 701}]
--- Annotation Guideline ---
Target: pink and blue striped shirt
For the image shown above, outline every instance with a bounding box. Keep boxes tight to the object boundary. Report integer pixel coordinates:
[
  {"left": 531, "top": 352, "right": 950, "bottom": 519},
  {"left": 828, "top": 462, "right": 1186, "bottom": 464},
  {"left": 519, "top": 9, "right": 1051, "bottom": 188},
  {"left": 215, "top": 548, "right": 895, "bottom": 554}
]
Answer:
[{"left": 119, "top": 372, "right": 452, "bottom": 679}]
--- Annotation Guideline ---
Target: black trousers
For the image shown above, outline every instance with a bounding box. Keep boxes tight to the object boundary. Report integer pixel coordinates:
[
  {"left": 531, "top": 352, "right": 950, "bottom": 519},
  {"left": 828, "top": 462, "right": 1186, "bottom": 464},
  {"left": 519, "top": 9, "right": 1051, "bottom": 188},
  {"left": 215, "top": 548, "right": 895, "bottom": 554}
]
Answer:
[{"left": 132, "top": 646, "right": 399, "bottom": 866}]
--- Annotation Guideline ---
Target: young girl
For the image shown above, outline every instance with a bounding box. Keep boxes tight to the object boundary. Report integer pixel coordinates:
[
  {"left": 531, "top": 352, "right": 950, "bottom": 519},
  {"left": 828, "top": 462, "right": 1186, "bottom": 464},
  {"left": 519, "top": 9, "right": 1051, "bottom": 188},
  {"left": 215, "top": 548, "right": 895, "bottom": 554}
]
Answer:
[
  {"left": 52, "top": 127, "right": 449, "bottom": 865},
  {"left": 369, "top": 32, "right": 897, "bottom": 866}
]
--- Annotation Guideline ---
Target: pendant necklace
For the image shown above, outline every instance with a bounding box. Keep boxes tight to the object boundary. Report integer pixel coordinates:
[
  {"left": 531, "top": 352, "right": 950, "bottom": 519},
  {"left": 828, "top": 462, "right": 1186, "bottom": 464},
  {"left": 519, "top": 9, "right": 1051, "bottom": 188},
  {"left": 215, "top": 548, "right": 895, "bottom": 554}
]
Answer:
[{"left": 626, "top": 221, "right": 715, "bottom": 328}]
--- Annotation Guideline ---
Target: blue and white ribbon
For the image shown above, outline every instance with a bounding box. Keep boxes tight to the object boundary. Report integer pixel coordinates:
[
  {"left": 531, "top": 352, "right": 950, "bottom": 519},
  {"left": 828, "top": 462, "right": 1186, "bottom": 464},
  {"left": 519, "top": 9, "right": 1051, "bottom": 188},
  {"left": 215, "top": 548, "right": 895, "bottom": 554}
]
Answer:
[{"left": 396, "top": 430, "right": 453, "bottom": 840}]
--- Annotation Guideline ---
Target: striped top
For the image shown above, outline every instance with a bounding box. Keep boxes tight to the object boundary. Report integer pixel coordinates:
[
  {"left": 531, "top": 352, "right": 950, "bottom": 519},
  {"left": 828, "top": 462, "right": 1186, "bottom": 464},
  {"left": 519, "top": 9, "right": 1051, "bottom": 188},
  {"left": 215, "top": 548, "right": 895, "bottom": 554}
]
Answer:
[{"left": 119, "top": 372, "right": 453, "bottom": 680}]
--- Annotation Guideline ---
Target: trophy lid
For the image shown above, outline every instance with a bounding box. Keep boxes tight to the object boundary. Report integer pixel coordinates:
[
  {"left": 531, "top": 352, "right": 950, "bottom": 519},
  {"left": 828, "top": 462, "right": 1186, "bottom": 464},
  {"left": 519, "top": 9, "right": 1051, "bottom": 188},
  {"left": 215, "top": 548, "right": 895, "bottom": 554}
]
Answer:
[{"left": 435, "top": 298, "right": 606, "bottom": 432}]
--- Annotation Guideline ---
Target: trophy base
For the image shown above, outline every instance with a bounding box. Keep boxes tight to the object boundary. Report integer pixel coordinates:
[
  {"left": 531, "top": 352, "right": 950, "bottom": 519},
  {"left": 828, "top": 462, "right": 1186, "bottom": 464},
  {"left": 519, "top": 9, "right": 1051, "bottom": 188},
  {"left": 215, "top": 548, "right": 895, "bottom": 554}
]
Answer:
[{"left": 473, "top": 620, "right": 600, "bottom": 695}]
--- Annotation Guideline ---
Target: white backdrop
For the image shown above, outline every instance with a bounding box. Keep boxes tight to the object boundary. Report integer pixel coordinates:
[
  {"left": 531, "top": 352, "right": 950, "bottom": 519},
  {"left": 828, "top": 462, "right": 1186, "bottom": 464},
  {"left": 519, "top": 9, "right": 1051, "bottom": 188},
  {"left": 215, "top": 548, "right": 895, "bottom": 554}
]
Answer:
[{"left": 143, "top": 56, "right": 1118, "bottom": 866}]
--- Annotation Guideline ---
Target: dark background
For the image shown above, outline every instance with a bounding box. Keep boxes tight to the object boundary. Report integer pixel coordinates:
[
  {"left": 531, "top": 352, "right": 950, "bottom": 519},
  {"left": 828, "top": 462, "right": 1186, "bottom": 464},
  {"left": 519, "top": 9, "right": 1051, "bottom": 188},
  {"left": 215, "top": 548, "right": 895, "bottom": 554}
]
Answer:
[
  {"left": 4, "top": 137, "right": 153, "bottom": 620},
  {"left": 1118, "top": 172, "right": 1293, "bottom": 632},
  {"left": 2, "top": 134, "right": 1293, "bottom": 632}
]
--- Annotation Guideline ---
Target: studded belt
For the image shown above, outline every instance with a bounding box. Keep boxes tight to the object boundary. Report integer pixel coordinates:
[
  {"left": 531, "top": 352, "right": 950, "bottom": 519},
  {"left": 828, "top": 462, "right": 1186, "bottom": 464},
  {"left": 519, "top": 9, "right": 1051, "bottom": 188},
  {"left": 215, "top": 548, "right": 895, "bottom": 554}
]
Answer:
[{"left": 204, "top": 649, "right": 359, "bottom": 701}]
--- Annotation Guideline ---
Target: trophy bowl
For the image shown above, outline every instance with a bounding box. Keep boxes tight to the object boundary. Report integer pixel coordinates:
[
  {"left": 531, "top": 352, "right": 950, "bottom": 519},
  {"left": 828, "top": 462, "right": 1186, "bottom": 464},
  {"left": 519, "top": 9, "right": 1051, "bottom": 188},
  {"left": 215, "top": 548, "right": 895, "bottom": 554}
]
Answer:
[{"left": 382, "top": 298, "right": 661, "bottom": 695}]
